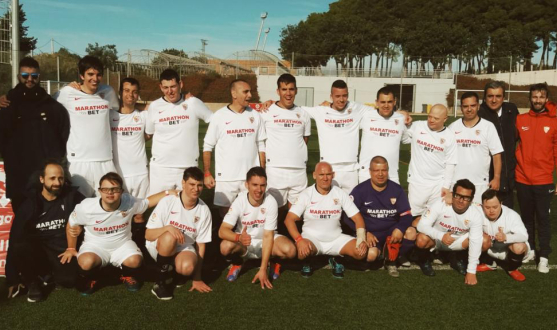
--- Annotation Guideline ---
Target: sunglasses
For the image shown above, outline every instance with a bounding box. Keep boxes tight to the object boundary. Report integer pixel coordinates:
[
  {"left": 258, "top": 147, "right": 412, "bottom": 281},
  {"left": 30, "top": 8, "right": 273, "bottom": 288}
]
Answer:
[{"left": 20, "top": 72, "right": 40, "bottom": 79}]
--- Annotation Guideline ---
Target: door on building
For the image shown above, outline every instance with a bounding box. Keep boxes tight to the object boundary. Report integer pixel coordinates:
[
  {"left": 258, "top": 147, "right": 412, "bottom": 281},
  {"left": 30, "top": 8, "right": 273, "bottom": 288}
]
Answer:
[{"left": 385, "top": 84, "right": 415, "bottom": 112}]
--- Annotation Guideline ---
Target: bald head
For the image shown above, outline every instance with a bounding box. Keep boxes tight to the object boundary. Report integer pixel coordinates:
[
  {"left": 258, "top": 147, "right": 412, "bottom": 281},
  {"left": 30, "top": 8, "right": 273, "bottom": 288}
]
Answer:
[
  {"left": 314, "top": 161, "right": 332, "bottom": 173},
  {"left": 427, "top": 104, "right": 448, "bottom": 131},
  {"left": 313, "top": 162, "right": 334, "bottom": 193}
]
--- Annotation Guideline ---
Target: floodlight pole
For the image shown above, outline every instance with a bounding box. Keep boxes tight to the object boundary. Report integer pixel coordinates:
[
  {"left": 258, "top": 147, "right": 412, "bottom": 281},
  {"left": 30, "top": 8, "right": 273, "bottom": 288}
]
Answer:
[
  {"left": 254, "top": 12, "right": 268, "bottom": 52},
  {"left": 11, "top": 0, "right": 19, "bottom": 87},
  {"left": 262, "top": 28, "right": 270, "bottom": 52}
]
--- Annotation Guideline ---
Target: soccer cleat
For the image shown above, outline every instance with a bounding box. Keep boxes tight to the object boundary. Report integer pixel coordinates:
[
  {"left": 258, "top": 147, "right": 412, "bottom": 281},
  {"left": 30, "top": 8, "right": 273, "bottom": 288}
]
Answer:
[
  {"left": 523, "top": 250, "right": 535, "bottom": 263},
  {"left": 398, "top": 255, "right": 411, "bottom": 267},
  {"left": 385, "top": 262, "right": 400, "bottom": 278},
  {"left": 508, "top": 270, "right": 526, "bottom": 282},
  {"left": 385, "top": 236, "right": 402, "bottom": 261},
  {"left": 418, "top": 260, "right": 436, "bottom": 277},
  {"left": 450, "top": 259, "right": 467, "bottom": 276},
  {"left": 329, "top": 257, "right": 345, "bottom": 279},
  {"left": 301, "top": 262, "right": 313, "bottom": 278},
  {"left": 80, "top": 279, "right": 97, "bottom": 296},
  {"left": 27, "top": 281, "right": 44, "bottom": 303},
  {"left": 538, "top": 257, "right": 549, "bottom": 274},
  {"left": 476, "top": 263, "right": 497, "bottom": 272},
  {"left": 174, "top": 274, "right": 188, "bottom": 288},
  {"left": 120, "top": 276, "right": 141, "bottom": 292},
  {"left": 268, "top": 262, "right": 281, "bottom": 280},
  {"left": 226, "top": 264, "right": 242, "bottom": 282},
  {"left": 151, "top": 282, "right": 173, "bottom": 300}
]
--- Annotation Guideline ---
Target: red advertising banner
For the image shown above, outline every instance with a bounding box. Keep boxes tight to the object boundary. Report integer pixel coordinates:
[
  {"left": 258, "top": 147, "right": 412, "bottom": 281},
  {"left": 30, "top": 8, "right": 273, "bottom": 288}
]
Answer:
[{"left": 0, "top": 162, "right": 14, "bottom": 276}]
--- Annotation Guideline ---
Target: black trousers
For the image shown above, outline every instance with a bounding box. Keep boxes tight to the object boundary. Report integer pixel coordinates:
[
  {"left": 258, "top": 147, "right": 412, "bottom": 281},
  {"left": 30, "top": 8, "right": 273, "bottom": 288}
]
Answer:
[{"left": 516, "top": 182, "right": 554, "bottom": 258}]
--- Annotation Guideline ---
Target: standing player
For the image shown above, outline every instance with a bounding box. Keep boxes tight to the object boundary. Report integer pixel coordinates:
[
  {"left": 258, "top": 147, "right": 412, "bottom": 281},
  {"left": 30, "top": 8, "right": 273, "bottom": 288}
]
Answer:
[
  {"left": 219, "top": 167, "right": 296, "bottom": 287},
  {"left": 476, "top": 189, "right": 529, "bottom": 281},
  {"left": 405, "top": 104, "right": 457, "bottom": 223},
  {"left": 415, "top": 179, "right": 483, "bottom": 285},
  {"left": 203, "top": 80, "right": 266, "bottom": 217},
  {"left": 59, "top": 172, "right": 176, "bottom": 295},
  {"left": 345, "top": 156, "right": 414, "bottom": 277},
  {"left": 146, "top": 69, "right": 213, "bottom": 195},
  {"left": 284, "top": 162, "right": 368, "bottom": 278},
  {"left": 54, "top": 55, "right": 120, "bottom": 197},
  {"left": 259, "top": 74, "right": 311, "bottom": 209},
  {"left": 358, "top": 87, "right": 410, "bottom": 184},
  {"left": 449, "top": 92, "right": 503, "bottom": 203},
  {"left": 145, "top": 167, "right": 212, "bottom": 300}
]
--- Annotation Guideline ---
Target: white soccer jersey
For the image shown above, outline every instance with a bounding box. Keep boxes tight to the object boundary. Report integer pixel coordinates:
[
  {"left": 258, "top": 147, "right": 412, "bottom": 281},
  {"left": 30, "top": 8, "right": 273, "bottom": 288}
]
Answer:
[
  {"left": 203, "top": 106, "right": 266, "bottom": 181},
  {"left": 146, "top": 96, "right": 212, "bottom": 168},
  {"left": 223, "top": 192, "right": 278, "bottom": 239},
  {"left": 260, "top": 103, "right": 311, "bottom": 168},
  {"left": 302, "top": 102, "right": 368, "bottom": 171},
  {"left": 55, "top": 84, "right": 119, "bottom": 162},
  {"left": 290, "top": 185, "right": 360, "bottom": 242},
  {"left": 478, "top": 205, "right": 528, "bottom": 244},
  {"left": 359, "top": 110, "right": 410, "bottom": 183},
  {"left": 69, "top": 193, "right": 149, "bottom": 250},
  {"left": 449, "top": 118, "right": 503, "bottom": 185},
  {"left": 417, "top": 200, "right": 483, "bottom": 274},
  {"left": 110, "top": 110, "right": 148, "bottom": 177},
  {"left": 406, "top": 121, "right": 457, "bottom": 186},
  {"left": 147, "top": 195, "right": 212, "bottom": 246}
]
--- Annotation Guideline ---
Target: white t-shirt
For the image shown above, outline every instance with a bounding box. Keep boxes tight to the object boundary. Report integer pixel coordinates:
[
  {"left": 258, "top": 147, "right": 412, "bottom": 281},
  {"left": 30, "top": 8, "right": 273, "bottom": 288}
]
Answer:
[
  {"left": 417, "top": 200, "right": 483, "bottom": 274},
  {"left": 302, "top": 102, "right": 368, "bottom": 171},
  {"left": 110, "top": 110, "right": 148, "bottom": 177},
  {"left": 203, "top": 106, "right": 266, "bottom": 181},
  {"left": 223, "top": 192, "right": 278, "bottom": 239},
  {"left": 406, "top": 121, "right": 457, "bottom": 186},
  {"left": 449, "top": 118, "right": 503, "bottom": 185},
  {"left": 55, "top": 84, "right": 119, "bottom": 162},
  {"left": 478, "top": 205, "right": 528, "bottom": 244},
  {"left": 146, "top": 195, "right": 212, "bottom": 246},
  {"left": 260, "top": 103, "right": 311, "bottom": 169},
  {"left": 359, "top": 110, "right": 410, "bottom": 183},
  {"left": 290, "top": 185, "right": 360, "bottom": 242},
  {"left": 69, "top": 193, "right": 149, "bottom": 250},
  {"left": 146, "top": 96, "right": 212, "bottom": 168}
]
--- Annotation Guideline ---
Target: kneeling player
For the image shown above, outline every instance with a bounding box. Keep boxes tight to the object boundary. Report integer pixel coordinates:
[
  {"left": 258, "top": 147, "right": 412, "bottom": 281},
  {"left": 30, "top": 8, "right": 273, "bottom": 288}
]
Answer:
[
  {"left": 285, "top": 162, "right": 367, "bottom": 279},
  {"left": 145, "top": 167, "right": 213, "bottom": 300},
  {"left": 219, "top": 167, "right": 296, "bottom": 289},
  {"left": 476, "top": 189, "right": 529, "bottom": 281},
  {"left": 415, "top": 179, "right": 483, "bottom": 285},
  {"left": 59, "top": 172, "right": 174, "bottom": 295}
]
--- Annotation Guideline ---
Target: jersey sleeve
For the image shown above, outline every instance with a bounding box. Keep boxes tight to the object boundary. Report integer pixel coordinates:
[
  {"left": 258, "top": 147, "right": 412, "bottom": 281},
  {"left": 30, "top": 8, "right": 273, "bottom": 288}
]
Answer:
[
  {"left": 417, "top": 202, "right": 444, "bottom": 241},
  {"left": 486, "top": 122, "right": 504, "bottom": 155},
  {"left": 263, "top": 197, "right": 279, "bottom": 231},
  {"left": 195, "top": 206, "right": 212, "bottom": 243},
  {"left": 222, "top": 197, "right": 242, "bottom": 228},
  {"left": 203, "top": 112, "right": 220, "bottom": 152},
  {"left": 303, "top": 111, "right": 312, "bottom": 137},
  {"left": 103, "top": 86, "right": 120, "bottom": 111},
  {"left": 289, "top": 190, "right": 309, "bottom": 218},
  {"left": 191, "top": 97, "right": 213, "bottom": 123},
  {"left": 255, "top": 112, "right": 267, "bottom": 143},
  {"left": 340, "top": 189, "right": 360, "bottom": 218},
  {"left": 301, "top": 106, "right": 319, "bottom": 120},
  {"left": 403, "top": 122, "right": 414, "bottom": 142},
  {"left": 466, "top": 210, "right": 484, "bottom": 274},
  {"left": 131, "top": 196, "right": 149, "bottom": 215},
  {"left": 68, "top": 204, "right": 87, "bottom": 227},
  {"left": 53, "top": 87, "right": 69, "bottom": 109},
  {"left": 145, "top": 107, "right": 156, "bottom": 135},
  {"left": 505, "top": 210, "right": 528, "bottom": 244},
  {"left": 146, "top": 198, "right": 169, "bottom": 230},
  {"left": 444, "top": 132, "right": 458, "bottom": 165}
]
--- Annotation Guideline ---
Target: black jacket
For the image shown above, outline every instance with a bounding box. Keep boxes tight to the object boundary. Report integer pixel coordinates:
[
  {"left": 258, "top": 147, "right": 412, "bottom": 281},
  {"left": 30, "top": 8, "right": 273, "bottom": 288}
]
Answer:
[
  {"left": 0, "top": 83, "right": 70, "bottom": 200},
  {"left": 478, "top": 102, "right": 519, "bottom": 192},
  {"left": 5, "top": 186, "right": 85, "bottom": 286}
]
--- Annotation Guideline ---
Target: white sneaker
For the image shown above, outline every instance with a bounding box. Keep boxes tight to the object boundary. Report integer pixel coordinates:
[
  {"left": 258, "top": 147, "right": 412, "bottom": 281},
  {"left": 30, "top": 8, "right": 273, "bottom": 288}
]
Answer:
[
  {"left": 523, "top": 250, "right": 535, "bottom": 263},
  {"left": 538, "top": 257, "right": 549, "bottom": 274}
]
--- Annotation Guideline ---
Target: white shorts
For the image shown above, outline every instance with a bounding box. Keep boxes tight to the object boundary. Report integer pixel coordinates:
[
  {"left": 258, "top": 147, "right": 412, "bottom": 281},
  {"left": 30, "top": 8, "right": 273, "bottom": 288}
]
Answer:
[
  {"left": 266, "top": 167, "right": 307, "bottom": 206},
  {"left": 487, "top": 241, "right": 531, "bottom": 261},
  {"left": 332, "top": 170, "right": 359, "bottom": 194},
  {"left": 242, "top": 233, "right": 283, "bottom": 259},
  {"left": 433, "top": 233, "right": 469, "bottom": 251},
  {"left": 145, "top": 240, "right": 196, "bottom": 261},
  {"left": 149, "top": 165, "right": 185, "bottom": 195},
  {"left": 69, "top": 160, "right": 117, "bottom": 197},
  {"left": 79, "top": 240, "right": 142, "bottom": 268},
  {"left": 124, "top": 173, "right": 150, "bottom": 199},
  {"left": 472, "top": 184, "right": 489, "bottom": 204},
  {"left": 409, "top": 183, "right": 443, "bottom": 216},
  {"left": 303, "top": 233, "right": 354, "bottom": 256},
  {"left": 214, "top": 180, "right": 246, "bottom": 207}
]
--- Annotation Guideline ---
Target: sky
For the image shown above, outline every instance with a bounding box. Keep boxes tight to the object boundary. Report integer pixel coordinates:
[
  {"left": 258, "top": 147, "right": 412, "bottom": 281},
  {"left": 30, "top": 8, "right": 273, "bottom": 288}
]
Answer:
[{"left": 20, "top": 0, "right": 331, "bottom": 61}]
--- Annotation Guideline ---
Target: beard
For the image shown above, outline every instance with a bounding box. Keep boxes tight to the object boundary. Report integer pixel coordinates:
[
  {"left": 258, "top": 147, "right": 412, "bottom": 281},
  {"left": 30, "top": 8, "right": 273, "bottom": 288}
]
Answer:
[{"left": 44, "top": 184, "right": 62, "bottom": 196}]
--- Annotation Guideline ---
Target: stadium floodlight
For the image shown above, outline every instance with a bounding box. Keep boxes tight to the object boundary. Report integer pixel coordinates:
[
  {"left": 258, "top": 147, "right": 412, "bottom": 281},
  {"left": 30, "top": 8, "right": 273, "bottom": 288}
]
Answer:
[
  {"left": 254, "top": 12, "right": 268, "bottom": 52},
  {"left": 262, "top": 28, "right": 270, "bottom": 52}
]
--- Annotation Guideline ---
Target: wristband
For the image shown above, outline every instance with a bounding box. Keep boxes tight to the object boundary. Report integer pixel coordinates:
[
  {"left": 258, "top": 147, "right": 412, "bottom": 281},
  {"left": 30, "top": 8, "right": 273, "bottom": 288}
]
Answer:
[
  {"left": 204, "top": 172, "right": 211, "bottom": 178},
  {"left": 356, "top": 228, "right": 366, "bottom": 246},
  {"left": 295, "top": 236, "right": 303, "bottom": 244},
  {"left": 235, "top": 234, "right": 241, "bottom": 242}
]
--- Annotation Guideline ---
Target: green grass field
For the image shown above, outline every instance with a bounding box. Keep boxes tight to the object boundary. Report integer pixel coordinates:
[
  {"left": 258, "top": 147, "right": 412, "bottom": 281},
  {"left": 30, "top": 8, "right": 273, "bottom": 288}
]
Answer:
[{"left": 2, "top": 115, "right": 557, "bottom": 329}]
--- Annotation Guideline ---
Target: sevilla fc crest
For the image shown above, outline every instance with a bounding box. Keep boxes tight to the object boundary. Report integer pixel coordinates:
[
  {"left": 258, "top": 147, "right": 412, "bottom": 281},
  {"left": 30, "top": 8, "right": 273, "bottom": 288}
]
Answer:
[
  {"left": 475, "top": 129, "right": 480, "bottom": 136},
  {"left": 133, "top": 115, "right": 140, "bottom": 122},
  {"left": 390, "top": 198, "right": 396, "bottom": 205},
  {"left": 440, "top": 138, "right": 445, "bottom": 144},
  {"left": 260, "top": 208, "right": 266, "bottom": 215},
  {"left": 182, "top": 103, "right": 188, "bottom": 110},
  {"left": 395, "top": 119, "right": 399, "bottom": 125},
  {"left": 121, "top": 211, "right": 128, "bottom": 217},
  {"left": 333, "top": 198, "right": 339, "bottom": 205},
  {"left": 544, "top": 126, "right": 550, "bottom": 133},
  {"left": 464, "top": 219, "right": 470, "bottom": 226},
  {"left": 194, "top": 216, "right": 200, "bottom": 223},
  {"left": 296, "top": 113, "right": 301, "bottom": 118},
  {"left": 347, "top": 108, "right": 352, "bottom": 115},
  {"left": 249, "top": 117, "right": 254, "bottom": 124}
]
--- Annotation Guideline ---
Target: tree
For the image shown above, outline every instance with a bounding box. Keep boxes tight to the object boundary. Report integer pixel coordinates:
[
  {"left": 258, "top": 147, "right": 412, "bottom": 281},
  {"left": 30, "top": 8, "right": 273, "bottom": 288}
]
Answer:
[
  {"left": 0, "top": 4, "right": 37, "bottom": 55},
  {"left": 85, "top": 43, "right": 118, "bottom": 69}
]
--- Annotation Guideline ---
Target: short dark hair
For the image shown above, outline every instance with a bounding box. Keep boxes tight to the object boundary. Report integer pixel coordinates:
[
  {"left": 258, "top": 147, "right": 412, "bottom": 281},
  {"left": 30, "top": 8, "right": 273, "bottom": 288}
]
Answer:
[
  {"left": 183, "top": 167, "right": 204, "bottom": 182},
  {"left": 376, "top": 87, "right": 394, "bottom": 100},
  {"left": 461, "top": 91, "right": 479, "bottom": 104},
  {"left": 230, "top": 79, "right": 248, "bottom": 92},
  {"left": 529, "top": 82, "right": 550, "bottom": 98},
  {"left": 246, "top": 166, "right": 267, "bottom": 181},
  {"left": 119, "top": 77, "right": 140, "bottom": 94},
  {"left": 453, "top": 179, "right": 476, "bottom": 200},
  {"left": 78, "top": 55, "right": 104, "bottom": 76},
  {"left": 277, "top": 74, "right": 296, "bottom": 89},
  {"left": 481, "top": 189, "right": 502, "bottom": 203},
  {"left": 370, "top": 155, "right": 388, "bottom": 167},
  {"left": 483, "top": 81, "right": 506, "bottom": 101},
  {"left": 99, "top": 172, "right": 123, "bottom": 188},
  {"left": 159, "top": 69, "right": 180, "bottom": 83},
  {"left": 331, "top": 79, "right": 347, "bottom": 91},
  {"left": 19, "top": 57, "right": 39, "bottom": 70},
  {"left": 40, "top": 158, "right": 64, "bottom": 178}
]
